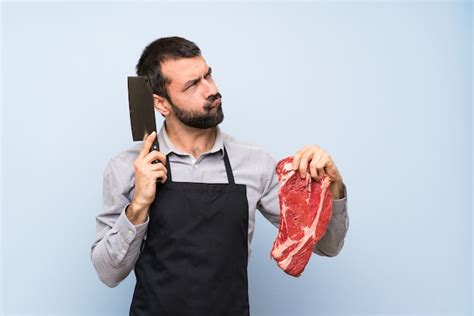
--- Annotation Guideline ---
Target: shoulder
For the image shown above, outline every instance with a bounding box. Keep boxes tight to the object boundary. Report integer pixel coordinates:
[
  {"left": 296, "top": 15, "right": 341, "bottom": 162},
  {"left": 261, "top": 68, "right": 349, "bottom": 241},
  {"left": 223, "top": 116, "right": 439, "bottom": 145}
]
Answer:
[
  {"left": 104, "top": 142, "right": 142, "bottom": 177},
  {"left": 221, "top": 132, "right": 276, "bottom": 173}
]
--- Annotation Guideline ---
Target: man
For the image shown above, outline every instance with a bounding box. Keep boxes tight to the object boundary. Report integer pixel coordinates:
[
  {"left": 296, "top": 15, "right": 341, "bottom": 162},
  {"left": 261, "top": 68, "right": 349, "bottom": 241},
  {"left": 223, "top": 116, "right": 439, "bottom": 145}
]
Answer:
[{"left": 91, "top": 36, "right": 349, "bottom": 315}]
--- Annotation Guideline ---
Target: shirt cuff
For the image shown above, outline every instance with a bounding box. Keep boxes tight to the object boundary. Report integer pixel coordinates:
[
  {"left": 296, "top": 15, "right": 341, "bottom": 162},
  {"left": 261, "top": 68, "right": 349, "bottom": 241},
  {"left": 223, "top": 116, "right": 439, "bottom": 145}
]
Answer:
[{"left": 115, "top": 204, "right": 150, "bottom": 243}]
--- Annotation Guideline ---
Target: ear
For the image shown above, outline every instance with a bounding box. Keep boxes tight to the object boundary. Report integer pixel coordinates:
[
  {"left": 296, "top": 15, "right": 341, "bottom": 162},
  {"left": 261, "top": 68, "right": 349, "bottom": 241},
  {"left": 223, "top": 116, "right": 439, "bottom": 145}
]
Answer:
[{"left": 153, "top": 94, "right": 171, "bottom": 116}]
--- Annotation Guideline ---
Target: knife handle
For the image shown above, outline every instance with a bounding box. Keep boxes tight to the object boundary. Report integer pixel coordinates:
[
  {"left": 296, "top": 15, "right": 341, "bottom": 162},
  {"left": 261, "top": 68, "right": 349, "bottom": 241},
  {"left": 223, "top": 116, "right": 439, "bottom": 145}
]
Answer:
[{"left": 150, "top": 137, "right": 160, "bottom": 164}]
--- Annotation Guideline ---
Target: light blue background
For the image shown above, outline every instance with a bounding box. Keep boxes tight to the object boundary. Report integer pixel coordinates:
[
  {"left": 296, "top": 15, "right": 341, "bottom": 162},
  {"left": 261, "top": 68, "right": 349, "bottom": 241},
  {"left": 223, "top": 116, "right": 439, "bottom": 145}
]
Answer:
[{"left": 1, "top": 1, "right": 472, "bottom": 315}]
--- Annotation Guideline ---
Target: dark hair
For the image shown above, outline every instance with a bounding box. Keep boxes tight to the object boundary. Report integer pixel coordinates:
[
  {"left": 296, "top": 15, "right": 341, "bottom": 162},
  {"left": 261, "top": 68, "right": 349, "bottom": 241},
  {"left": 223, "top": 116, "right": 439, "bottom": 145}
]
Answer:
[{"left": 136, "top": 36, "right": 202, "bottom": 101}]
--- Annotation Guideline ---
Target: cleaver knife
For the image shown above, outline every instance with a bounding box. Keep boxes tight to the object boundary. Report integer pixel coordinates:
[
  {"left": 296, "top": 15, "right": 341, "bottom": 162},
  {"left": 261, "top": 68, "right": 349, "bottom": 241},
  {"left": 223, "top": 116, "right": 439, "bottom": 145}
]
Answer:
[{"left": 127, "top": 76, "right": 160, "bottom": 162}]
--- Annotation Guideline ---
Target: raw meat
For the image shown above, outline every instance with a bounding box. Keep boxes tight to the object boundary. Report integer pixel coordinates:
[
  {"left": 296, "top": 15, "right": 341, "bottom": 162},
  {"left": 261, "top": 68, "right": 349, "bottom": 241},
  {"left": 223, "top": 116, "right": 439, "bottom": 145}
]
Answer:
[{"left": 270, "top": 156, "right": 333, "bottom": 277}]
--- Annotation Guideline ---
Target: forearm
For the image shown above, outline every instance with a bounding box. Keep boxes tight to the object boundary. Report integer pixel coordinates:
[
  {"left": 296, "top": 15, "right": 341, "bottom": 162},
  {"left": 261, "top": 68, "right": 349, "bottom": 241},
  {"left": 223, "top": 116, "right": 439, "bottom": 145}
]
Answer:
[
  {"left": 91, "top": 205, "right": 149, "bottom": 287},
  {"left": 313, "top": 183, "right": 349, "bottom": 257},
  {"left": 329, "top": 180, "right": 344, "bottom": 199}
]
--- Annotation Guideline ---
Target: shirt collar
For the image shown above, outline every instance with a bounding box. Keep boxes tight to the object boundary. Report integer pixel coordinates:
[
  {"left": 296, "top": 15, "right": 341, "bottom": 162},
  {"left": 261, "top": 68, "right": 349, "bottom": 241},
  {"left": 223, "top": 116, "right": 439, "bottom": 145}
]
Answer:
[{"left": 157, "top": 121, "right": 225, "bottom": 158}]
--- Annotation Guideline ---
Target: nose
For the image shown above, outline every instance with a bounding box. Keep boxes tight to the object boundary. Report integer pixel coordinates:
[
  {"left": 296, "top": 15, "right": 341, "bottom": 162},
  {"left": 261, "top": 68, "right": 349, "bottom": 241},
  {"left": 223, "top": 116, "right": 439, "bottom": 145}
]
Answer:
[{"left": 202, "top": 78, "right": 218, "bottom": 99}]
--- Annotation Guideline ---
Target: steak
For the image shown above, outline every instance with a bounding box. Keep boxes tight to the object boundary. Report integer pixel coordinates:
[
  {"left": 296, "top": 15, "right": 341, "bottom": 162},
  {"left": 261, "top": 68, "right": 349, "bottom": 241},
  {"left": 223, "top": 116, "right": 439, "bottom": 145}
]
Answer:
[{"left": 270, "top": 156, "right": 333, "bottom": 277}]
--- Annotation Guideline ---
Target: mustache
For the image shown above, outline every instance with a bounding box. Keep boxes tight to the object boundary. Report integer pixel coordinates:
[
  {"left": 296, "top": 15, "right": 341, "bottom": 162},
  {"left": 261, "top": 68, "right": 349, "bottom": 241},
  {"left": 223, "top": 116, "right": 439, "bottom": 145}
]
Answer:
[{"left": 204, "top": 92, "right": 222, "bottom": 110}]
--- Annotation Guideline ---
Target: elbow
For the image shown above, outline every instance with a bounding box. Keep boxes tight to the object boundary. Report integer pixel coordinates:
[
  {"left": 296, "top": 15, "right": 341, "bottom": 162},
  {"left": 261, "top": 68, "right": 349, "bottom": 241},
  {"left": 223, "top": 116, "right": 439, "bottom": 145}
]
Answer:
[
  {"left": 314, "top": 240, "right": 345, "bottom": 257},
  {"left": 323, "top": 250, "right": 342, "bottom": 258},
  {"left": 326, "top": 240, "right": 345, "bottom": 257},
  {"left": 100, "top": 276, "right": 121, "bottom": 288},
  {"left": 314, "top": 248, "right": 339, "bottom": 257},
  {"left": 92, "top": 262, "right": 124, "bottom": 288},
  {"left": 90, "top": 247, "right": 124, "bottom": 288}
]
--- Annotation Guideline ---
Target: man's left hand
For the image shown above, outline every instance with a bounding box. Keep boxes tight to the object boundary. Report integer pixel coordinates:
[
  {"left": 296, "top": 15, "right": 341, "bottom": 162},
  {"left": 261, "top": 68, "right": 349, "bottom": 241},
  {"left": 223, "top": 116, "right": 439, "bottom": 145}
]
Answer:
[{"left": 292, "top": 146, "right": 345, "bottom": 199}]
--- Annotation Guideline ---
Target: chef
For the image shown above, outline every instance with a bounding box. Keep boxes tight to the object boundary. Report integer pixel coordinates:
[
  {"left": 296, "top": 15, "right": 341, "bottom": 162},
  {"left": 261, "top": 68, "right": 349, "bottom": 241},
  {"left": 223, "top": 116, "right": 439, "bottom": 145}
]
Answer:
[{"left": 90, "top": 36, "right": 349, "bottom": 315}]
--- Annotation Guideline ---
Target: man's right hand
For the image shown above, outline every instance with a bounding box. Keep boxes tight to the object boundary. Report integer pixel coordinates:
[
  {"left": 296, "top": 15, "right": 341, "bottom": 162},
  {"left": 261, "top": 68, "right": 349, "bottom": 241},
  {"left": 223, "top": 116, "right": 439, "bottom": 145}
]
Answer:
[{"left": 126, "top": 131, "right": 167, "bottom": 225}]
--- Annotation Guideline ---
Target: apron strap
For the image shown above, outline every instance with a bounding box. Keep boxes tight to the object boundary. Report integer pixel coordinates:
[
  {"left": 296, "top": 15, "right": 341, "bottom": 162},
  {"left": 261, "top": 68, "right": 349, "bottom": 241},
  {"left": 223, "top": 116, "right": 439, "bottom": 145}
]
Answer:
[
  {"left": 222, "top": 146, "right": 235, "bottom": 185},
  {"left": 165, "top": 152, "right": 173, "bottom": 182}
]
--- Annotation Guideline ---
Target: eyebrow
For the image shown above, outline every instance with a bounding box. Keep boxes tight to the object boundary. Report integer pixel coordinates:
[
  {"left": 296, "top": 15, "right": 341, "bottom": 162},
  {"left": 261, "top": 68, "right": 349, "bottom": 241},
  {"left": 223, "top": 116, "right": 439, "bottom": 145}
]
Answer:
[{"left": 182, "top": 67, "right": 212, "bottom": 91}]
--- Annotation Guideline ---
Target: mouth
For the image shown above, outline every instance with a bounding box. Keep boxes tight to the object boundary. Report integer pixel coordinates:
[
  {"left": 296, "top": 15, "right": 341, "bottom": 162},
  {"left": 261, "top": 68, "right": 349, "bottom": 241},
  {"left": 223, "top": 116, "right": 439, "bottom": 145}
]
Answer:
[
  {"left": 211, "top": 98, "right": 221, "bottom": 107},
  {"left": 203, "top": 97, "right": 222, "bottom": 111}
]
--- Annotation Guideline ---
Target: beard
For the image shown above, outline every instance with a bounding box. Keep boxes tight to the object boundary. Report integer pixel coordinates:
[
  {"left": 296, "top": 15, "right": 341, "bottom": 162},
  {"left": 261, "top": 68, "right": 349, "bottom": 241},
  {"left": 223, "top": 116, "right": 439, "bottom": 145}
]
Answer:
[{"left": 169, "top": 93, "right": 224, "bottom": 129}]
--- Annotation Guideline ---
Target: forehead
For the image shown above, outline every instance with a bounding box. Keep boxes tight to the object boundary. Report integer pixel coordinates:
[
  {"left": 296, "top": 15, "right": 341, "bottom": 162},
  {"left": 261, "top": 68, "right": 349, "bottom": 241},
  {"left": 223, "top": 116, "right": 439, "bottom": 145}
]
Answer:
[{"left": 161, "top": 56, "right": 208, "bottom": 87}]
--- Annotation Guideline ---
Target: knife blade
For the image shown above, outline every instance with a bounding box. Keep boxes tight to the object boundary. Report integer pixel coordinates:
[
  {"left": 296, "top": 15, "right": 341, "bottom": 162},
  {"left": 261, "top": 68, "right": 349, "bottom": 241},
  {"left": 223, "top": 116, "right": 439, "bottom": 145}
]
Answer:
[{"left": 127, "top": 76, "right": 160, "bottom": 162}]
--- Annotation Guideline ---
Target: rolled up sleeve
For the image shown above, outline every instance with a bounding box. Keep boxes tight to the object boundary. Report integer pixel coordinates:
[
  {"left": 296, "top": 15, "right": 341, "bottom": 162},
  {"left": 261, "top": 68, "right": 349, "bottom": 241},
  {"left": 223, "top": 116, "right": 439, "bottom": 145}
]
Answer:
[{"left": 90, "top": 157, "right": 149, "bottom": 287}]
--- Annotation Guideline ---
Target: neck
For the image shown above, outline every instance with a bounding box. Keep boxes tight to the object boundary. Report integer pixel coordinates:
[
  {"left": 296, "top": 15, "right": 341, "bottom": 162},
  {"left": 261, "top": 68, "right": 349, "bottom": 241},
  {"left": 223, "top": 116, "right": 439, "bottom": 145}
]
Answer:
[{"left": 164, "top": 118, "right": 218, "bottom": 159}]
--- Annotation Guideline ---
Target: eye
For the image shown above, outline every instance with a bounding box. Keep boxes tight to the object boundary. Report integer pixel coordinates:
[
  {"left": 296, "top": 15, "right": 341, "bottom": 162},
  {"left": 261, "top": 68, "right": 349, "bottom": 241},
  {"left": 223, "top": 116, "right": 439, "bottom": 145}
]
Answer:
[
  {"left": 187, "top": 81, "right": 198, "bottom": 90},
  {"left": 205, "top": 73, "right": 212, "bottom": 79}
]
